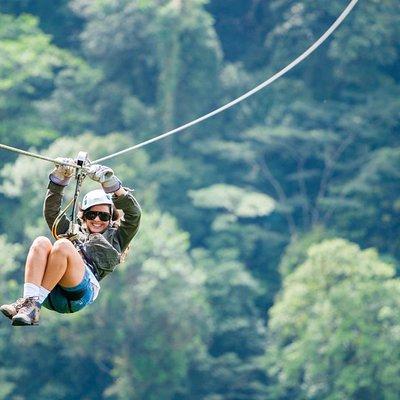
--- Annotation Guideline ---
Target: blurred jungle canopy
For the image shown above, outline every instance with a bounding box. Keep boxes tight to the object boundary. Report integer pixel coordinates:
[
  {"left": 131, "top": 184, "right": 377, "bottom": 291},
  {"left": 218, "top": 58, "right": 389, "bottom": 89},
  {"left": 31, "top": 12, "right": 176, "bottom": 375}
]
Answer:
[{"left": 0, "top": 1, "right": 399, "bottom": 399}]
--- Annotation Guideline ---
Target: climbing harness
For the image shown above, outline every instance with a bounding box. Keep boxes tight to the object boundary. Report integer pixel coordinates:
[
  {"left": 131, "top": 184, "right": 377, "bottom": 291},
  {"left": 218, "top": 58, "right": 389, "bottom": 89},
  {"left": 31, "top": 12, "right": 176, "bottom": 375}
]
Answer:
[
  {"left": 50, "top": 152, "right": 103, "bottom": 281},
  {"left": 0, "top": 0, "right": 359, "bottom": 169}
]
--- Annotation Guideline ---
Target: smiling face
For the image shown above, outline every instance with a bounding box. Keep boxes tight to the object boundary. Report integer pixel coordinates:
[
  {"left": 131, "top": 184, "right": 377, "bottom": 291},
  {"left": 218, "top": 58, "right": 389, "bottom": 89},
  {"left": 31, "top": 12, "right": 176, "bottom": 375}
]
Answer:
[{"left": 84, "top": 204, "right": 111, "bottom": 234}]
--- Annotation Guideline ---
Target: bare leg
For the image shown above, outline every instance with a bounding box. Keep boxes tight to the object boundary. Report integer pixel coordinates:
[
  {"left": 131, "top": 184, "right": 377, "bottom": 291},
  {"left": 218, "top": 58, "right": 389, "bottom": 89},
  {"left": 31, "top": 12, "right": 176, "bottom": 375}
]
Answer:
[
  {"left": 1, "top": 236, "right": 53, "bottom": 322},
  {"left": 2, "top": 237, "right": 85, "bottom": 325},
  {"left": 41, "top": 239, "right": 85, "bottom": 291},
  {"left": 24, "top": 236, "right": 53, "bottom": 286}
]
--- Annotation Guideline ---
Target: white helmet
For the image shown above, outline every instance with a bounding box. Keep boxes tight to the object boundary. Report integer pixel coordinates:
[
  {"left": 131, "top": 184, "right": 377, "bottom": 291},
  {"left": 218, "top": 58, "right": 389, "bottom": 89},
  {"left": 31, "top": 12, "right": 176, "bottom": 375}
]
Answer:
[{"left": 81, "top": 189, "right": 113, "bottom": 211}]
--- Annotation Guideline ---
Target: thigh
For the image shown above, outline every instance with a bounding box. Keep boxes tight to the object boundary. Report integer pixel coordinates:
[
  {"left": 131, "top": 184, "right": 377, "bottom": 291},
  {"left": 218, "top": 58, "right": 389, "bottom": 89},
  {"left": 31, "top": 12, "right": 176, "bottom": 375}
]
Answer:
[
  {"left": 48, "top": 239, "right": 86, "bottom": 288},
  {"left": 59, "top": 245, "right": 86, "bottom": 288}
]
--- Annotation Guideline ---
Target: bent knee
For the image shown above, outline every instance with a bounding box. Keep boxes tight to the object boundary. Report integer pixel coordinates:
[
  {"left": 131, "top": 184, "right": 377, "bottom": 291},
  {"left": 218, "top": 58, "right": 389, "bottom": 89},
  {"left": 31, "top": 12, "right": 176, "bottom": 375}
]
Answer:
[
  {"left": 31, "top": 236, "right": 52, "bottom": 253},
  {"left": 52, "top": 238, "right": 75, "bottom": 255}
]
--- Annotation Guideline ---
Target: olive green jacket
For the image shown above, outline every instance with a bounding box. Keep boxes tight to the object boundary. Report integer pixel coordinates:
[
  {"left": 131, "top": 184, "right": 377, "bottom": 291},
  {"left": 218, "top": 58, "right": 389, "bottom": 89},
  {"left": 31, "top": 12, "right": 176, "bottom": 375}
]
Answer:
[{"left": 44, "top": 181, "right": 141, "bottom": 280}]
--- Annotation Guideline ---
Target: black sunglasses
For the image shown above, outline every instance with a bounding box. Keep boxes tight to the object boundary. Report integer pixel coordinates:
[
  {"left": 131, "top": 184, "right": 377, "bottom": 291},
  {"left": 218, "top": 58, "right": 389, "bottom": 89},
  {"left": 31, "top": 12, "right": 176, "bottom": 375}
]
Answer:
[{"left": 83, "top": 211, "right": 111, "bottom": 222}]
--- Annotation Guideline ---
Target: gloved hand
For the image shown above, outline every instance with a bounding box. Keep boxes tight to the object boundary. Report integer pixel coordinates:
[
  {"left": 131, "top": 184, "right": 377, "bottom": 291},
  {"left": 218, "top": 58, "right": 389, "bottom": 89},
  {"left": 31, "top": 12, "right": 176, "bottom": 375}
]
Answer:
[
  {"left": 49, "top": 157, "right": 75, "bottom": 186},
  {"left": 87, "top": 164, "right": 121, "bottom": 193}
]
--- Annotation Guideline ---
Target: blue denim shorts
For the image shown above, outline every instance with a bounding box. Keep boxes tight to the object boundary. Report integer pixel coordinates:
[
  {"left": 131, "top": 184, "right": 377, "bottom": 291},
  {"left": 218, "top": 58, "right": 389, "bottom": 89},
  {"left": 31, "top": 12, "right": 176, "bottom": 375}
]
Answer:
[{"left": 42, "top": 268, "right": 95, "bottom": 314}]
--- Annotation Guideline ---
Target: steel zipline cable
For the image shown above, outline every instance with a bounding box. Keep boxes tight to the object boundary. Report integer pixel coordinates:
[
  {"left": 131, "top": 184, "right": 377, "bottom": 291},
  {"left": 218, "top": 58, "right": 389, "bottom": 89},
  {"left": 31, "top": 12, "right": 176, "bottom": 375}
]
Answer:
[
  {"left": 92, "top": 0, "right": 359, "bottom": 164},
  {"left": 0, "top": 143, "right": 81, "bottom": 169},
  {"left": 0, "top": 0, "right": 359, "bottom": 167}
]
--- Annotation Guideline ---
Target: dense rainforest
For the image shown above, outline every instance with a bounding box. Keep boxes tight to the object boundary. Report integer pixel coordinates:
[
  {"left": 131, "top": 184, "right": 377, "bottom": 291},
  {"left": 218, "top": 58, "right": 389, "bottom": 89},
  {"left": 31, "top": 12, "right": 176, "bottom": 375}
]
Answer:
[{"left": 0, "top": 0, "right": 399, "bottom": 399}]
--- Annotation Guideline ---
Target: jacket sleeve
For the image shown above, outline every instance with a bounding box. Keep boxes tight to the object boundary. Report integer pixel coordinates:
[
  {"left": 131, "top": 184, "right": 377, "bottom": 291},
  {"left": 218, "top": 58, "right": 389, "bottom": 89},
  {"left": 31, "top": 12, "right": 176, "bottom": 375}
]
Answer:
[
  {"left": 43, "top": 181, "right": 70, "bottom": 235},
  {"left": 112, "top": 189, "right": 141, "bottom": 252}
]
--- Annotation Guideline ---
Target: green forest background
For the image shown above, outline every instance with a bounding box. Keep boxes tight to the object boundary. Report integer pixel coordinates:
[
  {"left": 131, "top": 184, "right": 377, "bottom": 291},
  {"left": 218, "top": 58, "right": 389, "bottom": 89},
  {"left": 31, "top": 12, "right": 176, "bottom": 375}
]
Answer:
[{"left": 0, "top": 0, "right": 399, "bottom": 399}]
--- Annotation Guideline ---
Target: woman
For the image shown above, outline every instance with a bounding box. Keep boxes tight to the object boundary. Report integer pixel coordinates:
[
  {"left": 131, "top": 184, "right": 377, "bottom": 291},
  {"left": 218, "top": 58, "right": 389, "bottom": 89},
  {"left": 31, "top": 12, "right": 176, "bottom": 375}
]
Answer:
[{"left": 0, "top": 159, "right": 141, "bottom": 326}]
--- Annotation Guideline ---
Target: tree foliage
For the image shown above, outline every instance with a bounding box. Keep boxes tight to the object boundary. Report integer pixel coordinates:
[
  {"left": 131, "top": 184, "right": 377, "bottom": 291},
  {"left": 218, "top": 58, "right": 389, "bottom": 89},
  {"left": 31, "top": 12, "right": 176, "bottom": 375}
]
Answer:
[
  {"left": 0, "top": 13, "right": 67, "bottom": 148},
  {"left": 0, "top": 0, "right": 398, "bottom": 398},
  {"left": 267, "top": 239, "right": 400, "bottom": 400}
]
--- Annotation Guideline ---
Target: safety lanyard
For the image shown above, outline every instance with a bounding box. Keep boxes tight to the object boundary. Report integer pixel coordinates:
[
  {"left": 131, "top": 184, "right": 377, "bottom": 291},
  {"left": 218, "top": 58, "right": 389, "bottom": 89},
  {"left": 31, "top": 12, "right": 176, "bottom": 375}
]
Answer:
[
  {"left": 69, "top": 151, "right": 88, "bottom": 237},
  {"left": 51, "top": 151, "right": 89, "bottom": 241}
]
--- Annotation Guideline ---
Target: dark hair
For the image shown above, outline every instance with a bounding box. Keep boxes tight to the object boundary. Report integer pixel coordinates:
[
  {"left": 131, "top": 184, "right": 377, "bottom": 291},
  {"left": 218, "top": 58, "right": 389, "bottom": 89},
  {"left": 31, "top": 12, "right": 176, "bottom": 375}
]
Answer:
[{"left": 110, "top": 204, "right": 120, "bottom": 222}]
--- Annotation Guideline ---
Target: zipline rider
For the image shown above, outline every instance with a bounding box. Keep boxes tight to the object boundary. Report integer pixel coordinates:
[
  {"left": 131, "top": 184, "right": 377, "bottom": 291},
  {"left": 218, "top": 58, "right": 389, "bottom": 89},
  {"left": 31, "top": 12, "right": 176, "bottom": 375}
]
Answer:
[{"left": 0, "top": 159, "right": 141, "bottom": 326}]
